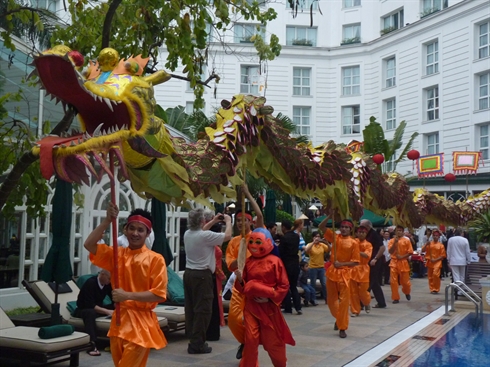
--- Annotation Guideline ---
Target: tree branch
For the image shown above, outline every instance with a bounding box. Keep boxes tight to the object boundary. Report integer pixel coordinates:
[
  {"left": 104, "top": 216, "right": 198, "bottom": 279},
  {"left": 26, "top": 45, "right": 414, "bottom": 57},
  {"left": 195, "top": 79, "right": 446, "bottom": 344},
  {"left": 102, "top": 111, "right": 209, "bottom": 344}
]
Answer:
[
  {"left": 168, "top": 73, "right": 220, "bottom": 88},
  {"left": 101, "top": 0, "right": 123, "bottom": 49}
]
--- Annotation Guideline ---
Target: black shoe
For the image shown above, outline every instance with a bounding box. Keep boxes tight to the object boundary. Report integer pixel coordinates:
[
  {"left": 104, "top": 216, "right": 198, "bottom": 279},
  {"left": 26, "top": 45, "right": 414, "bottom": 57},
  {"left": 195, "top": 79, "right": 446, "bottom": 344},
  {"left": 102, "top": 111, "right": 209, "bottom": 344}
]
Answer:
[
  {"left": 406, "top": 294, "right": 411, "bottom": 301},
  {"left": 303, "top": 302, "right": 309, "bottom": 307},
  {"left": 339, "top": 330, "right": 347, "bottom": 338},
  {"left": 311, "top": 301, "right": 318, "bottom": 306},
  {"left": 236, "top": 343, "right": 244, "bottom": 359},
  {"left": 282, "top": 310, "right": 292, "bottom": 314},
  {"left": 188, "top": 343, "right": 212, "bottom": 354},
  {"left": 373, "top": 304, "right": 386, "bottom": 309},
  {"left": 392, "top": 300, "right": 399, "bottom": 304}
]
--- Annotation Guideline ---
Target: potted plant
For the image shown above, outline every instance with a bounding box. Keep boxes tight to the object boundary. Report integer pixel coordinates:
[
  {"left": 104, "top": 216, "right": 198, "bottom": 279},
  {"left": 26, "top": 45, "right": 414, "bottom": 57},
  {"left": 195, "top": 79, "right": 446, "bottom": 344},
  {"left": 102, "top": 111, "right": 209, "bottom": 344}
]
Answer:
[
  {"left": 380, "top": 26, "right": 396, "bottom": 36},
  {"left": 341, "top": 37, "right": 360, "bottom": 45},
  {"left": 292, "top": 39, "right": 313, "bottom": 46},
  {"left": 240, "top": 36, "right": 255, "bottom": 43}
]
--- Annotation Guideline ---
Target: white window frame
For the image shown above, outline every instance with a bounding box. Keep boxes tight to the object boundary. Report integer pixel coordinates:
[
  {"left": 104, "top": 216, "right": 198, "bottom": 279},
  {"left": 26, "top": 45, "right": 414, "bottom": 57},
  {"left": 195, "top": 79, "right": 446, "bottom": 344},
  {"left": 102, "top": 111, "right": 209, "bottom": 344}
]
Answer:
[
  {"left": 342, "top": 66, "right": 360, "bottom": 96},
  {"left": 385, "top": 98, "right": 396, "bottom": 130},
  {"left": 479, "top": 72, "right": 490, "bottom": 110},
  {"left": 240, "top": 65, "right": 260, "bottom": 95},
  {"left": 343, "top": 0, "right": 361, "bottom": 8},
  {"left": 426, "top": 86, "right": 439, "bottom": 121},
  {"left": 385, "top": 57, "right": 396, "bottom": 88},
  {"left": 31, "top": 0, "right": 56, "bottom": 11},
  {"left": 293, "top": 67, "right": 311, "bottom": 96},
  {"left": 426, "top": 132, "right": 439, "bottom": 155},
  {"left": 425, "top": 40, "right": 439, "bottom": 75},
  {"left": 234, "top": 23, "right": 265, "bottom": 43},
  {"left": 292, "top": 106, "right": 311, "bottom": 135},
  {"left": 382, "top": 9, "right": 404, "bottom": 32},
  {"left": 342, "top": 23, "right": 361, "bottom": 43},
  {"left": 479, "top": 124, "right": 489, "bottom": 160},
  {"left": 478, "top": 21, "right": 490, "bottom": 59},
  {"left": 342, "top": 105, "right": 361, "bottom": 135},
  {"left": 422, "top": 0, "right": 448, "bottom": 14},
  {"left": 287, "top": 0, "right": 318, "bottom": 11},
  {"left": 286, "top": 26, "right": 317, "bottom": 46}
]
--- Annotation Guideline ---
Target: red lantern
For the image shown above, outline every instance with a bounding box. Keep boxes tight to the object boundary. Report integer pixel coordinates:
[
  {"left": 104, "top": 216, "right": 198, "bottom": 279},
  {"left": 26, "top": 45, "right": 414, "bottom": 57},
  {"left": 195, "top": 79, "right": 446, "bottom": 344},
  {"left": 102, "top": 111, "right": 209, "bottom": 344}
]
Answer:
[
  {"left": 372, "top": 154, "right": 385, "bottom": 165},
  {"left": 444, "top": 173, "right": 456, "bottom": 182},
  {"left": 407, "top": 150, "right": 420, "bottom": 161}
]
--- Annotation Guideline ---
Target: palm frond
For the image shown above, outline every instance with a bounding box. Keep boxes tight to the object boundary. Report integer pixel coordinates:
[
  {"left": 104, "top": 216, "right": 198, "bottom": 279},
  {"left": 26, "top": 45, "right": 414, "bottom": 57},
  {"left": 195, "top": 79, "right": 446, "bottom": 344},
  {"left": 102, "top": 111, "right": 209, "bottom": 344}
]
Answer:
[{"left": 362, "top": 116, "right": 389, "bottom": 156}]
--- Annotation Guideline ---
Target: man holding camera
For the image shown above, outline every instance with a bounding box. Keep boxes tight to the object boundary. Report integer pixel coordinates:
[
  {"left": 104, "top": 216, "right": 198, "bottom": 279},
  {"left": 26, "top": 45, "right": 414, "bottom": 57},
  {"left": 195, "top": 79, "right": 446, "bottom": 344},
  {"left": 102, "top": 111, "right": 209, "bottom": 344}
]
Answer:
[{"left": 184, "top": 209, "right": 232, "bottom": 354}]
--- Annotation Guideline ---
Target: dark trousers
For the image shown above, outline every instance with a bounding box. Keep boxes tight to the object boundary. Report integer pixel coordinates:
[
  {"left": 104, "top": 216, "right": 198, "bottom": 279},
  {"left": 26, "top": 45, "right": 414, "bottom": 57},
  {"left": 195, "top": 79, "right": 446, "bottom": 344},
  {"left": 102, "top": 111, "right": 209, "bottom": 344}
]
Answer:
[
  {"left": 184, "top": 268, "right": 213, "bottom": 350},
  {"left": 75, "top": 308, "right": 105, "bottom": 342},
  {"left": 282, "top": 262, "right": 302, "bottom": 313},
  {"left": 369, "top": 261, "right": 386, "bottom": 307},
  {"left": 206, "top": 273, "right": 220, "bottom": 341}
]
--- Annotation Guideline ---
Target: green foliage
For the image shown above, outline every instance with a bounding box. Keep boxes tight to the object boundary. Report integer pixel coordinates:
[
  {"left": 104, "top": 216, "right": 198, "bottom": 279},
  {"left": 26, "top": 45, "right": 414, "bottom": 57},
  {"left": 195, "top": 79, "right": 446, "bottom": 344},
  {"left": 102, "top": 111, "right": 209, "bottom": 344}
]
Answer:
[
  {"left": 276, "top": 209, "right": 294, "bottom": 223},
  {"left": 5, "top": 306, "right": 41, "bottom": 316},
  {"left": 470, "top": 210, "right": 490, "bottom": 243}
]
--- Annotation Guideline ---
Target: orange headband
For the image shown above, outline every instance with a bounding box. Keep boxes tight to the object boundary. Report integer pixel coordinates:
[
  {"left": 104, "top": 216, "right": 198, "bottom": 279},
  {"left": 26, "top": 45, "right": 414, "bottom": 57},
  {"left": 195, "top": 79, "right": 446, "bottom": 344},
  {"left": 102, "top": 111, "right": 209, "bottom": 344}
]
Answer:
[
  {"left": 127, "top": 215, "right": 152, "bottom": 232},
  {"left": 236, "top": 212, "right": 252, "bottom": 221}
]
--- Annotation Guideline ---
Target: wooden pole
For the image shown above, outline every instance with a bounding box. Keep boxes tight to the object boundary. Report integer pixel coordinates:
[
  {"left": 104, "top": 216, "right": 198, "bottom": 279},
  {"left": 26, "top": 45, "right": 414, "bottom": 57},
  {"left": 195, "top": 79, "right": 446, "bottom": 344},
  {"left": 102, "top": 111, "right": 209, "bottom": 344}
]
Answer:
[
  {"left": 237, "top": 170, "right": 248, "bottom": 272},
  {"left": 109, "top": 153, "right": 120, "bottom": 326}
]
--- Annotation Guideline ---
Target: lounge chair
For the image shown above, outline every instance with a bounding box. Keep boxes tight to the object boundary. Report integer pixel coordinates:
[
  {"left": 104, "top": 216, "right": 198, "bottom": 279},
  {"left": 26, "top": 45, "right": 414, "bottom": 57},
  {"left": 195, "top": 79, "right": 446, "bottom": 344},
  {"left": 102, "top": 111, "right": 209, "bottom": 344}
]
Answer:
[
  {"left": 22, "top": 280, "right": 169, "bottom": 337},
  {"left": 0, "top": 306, "right": 92, "bottom": 366}
]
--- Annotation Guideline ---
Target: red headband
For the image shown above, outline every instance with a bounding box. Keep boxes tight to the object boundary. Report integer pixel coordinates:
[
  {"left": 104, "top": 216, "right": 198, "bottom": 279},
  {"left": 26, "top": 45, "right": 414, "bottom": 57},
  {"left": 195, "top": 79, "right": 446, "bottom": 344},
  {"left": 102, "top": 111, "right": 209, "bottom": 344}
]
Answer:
[
  {"left": 432, "top": 230, "right": 441, "bottom": 236},
  {"left": 341, "top": 220, "right": 353, "bottom": 228},
  {"left": 236, "top": 212, "right": 253, "bottom": 221},
  {"left": 127, "top": 215, "right": 152, "bottom": 232}
]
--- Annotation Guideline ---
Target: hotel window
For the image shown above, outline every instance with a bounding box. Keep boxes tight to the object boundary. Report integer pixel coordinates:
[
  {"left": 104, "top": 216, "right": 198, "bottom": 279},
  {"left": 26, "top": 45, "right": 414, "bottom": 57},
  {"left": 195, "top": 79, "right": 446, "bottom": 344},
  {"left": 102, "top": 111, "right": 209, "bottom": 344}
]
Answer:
[
  {"left": 479, "top": 72, "right": 490, "bottom": 110},
  {"left": 479, "top": 21, "right": 490, "bottom": 59},
  {"left": 422, "top": 0, "right": 448, "bottom": 14},
  {"left": 426, "top": 40, "right": 439, "bottom": 75},
  {"left": 343, "top": 0, "right": 361, "bottom": 8},
  {"left": 31, "top": 0, "right": 57, "bottom": 11},
  {"left": 287, "top": 0, "right": 318, "bottom": 11},
  {"left": 342, "top": 66, "right": 360, "bottom": 96},
  {"left": 292, "top": 106, "right": 311, "bottom": 135},
  {"left": 426, "top": 86, "right": 439, "bottom": 121},
  {"left": 385, "top": 152, "right": 397, "bottom": 172},
  {"left": 385, "top": 57, "right": 396, "bottom": 88},
  {"left": 234, "top": 23, "right": 265, "bottom": 43},
  {"left": 342, "top": 23, "right": 361, "bottom": 43},
  {"left": 342, "top": 105, "right": 361, "bottom": 135},
  {"left": 479, "top": 124, "right": 489, "bottom": 160},
  {"left": 386, "top": 99, "right": 396, "bottom": 130},
  {"left": 286, "top": 26, "right": 317, "bottom": 46},
  {"left": 426, "top": 133, "right": 439, "bottom": 154},
  {"left": 240, "top": 66, "right": 260, "bottom": 95},
  {"left": 382, "top": 9, "right": 404, "bottom": 32},
  {"left": 293, "top": 67, "right": 311, "bottom": 96}
]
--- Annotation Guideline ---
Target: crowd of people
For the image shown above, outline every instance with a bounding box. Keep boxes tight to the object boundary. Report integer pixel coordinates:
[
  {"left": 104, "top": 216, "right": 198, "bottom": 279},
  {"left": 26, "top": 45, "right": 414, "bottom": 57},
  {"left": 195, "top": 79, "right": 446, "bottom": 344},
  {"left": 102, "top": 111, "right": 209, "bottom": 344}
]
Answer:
[{"left": 80, "top": 195, "right": 485, "bottom": 367}]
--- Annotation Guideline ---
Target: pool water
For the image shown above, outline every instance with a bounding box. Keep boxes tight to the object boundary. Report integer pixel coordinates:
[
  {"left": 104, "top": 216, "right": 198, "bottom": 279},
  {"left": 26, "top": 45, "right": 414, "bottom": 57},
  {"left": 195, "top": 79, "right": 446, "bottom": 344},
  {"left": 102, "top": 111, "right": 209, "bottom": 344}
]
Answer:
[{"left": 410, "top": 312, "right": 490, "bottom": 367}]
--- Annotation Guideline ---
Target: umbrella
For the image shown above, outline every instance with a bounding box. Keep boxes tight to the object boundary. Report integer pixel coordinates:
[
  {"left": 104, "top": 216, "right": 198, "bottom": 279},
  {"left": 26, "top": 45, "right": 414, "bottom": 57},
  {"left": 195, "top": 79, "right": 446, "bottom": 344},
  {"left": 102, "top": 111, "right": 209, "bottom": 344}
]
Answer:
[
  {"left": 282, "top": 195, "right": 293, "bottom": 215},
  {"left": 264, "top": 189, "right": 276, "bottom": 224},
  {"left": 312, "top": 209, "right": 392, "bottom": 228},
  {"left": 151, "top": 198, "right": 174, "bottom": 266},
  {"left": 41, "top": 178, "right": 73, "bottom": 325}
]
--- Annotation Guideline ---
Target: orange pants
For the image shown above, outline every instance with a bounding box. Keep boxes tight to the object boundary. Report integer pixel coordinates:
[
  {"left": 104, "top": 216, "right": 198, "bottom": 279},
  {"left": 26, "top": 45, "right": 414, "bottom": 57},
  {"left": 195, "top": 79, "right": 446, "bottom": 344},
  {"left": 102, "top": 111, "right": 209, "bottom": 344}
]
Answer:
[
  {"left": 110, "top": 336, "right": 150, "bottom": 367},
  {"left": 240, "top": 308, "right": 286, "bottom": 367},
  {"left": 228, "top": 285, "right": 245, "bottom": 344},
  {"left": 326, "top": 277, "right": 350, "bottom": 331},
  {"left": 390, "top": 268, "right": 411, "bottom": 301},
  {"left": 349, "top": 280, "right": 370, "bottom": 315},
  {"left": 428, "top": 267, "right": 441, "bottom": 292}
]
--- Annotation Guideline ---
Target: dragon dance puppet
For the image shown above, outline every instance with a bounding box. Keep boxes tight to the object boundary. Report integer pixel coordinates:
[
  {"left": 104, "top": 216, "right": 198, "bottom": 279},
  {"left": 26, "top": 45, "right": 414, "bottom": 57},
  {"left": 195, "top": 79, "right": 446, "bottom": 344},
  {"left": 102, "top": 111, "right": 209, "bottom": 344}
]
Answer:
[{"left": 30, "top": 45, "right": 490, "bottom": 228}]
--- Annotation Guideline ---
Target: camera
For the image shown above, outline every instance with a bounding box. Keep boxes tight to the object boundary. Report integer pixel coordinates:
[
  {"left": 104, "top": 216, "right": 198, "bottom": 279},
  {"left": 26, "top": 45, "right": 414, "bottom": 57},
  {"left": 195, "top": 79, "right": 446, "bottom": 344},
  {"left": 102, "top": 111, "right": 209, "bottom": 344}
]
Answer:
[{"left": 218, "top": 215, "right": 224, "bottom": 220}]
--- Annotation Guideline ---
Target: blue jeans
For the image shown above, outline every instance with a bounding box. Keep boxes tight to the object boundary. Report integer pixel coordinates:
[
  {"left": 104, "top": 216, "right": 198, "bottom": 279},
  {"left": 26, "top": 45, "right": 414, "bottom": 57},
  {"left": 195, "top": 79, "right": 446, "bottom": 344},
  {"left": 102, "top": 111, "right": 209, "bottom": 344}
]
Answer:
[
  {"left": 299, "top": 284, "right": 317, "bottom": 303},
  {"left": 309, "top": 267, "right": 326, "bottom": 300}
]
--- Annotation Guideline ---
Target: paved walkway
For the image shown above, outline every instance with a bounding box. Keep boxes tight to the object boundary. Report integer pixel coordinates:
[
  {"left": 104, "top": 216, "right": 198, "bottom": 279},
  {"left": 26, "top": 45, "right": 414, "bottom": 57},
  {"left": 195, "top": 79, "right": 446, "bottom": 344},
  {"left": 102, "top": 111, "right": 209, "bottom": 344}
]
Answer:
[{"left": 68, "top": 277, "right": 466, "bottom": 367}]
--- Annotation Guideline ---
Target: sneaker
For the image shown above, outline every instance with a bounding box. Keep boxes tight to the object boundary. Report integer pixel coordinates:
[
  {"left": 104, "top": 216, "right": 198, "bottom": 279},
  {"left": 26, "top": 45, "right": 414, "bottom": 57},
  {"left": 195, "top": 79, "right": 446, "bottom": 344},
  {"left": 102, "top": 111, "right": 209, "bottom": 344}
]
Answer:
[
  {"left": 351, "top": 313, "right": 359, "bottom": 317},
  {"left": 406, "top": 294, "right": 411, "bottom": 301},
  {"left": 296, "top": 309, "right": 303, "bottom": 315},
  {"left": 365, "top": 305, "right": 371, "bottom": 314},
  {"left": 236, "top": 344, "right": 244, "bottom": 359},
  {"left": 303, "top": 302, "right": 309, "bottom": 307},
  {"left": 310, "top": 301, "right": 319, "bottom": 306},
  {"left": 188, "top": 343, "right": 212, "bottom": 354},
  {"left": 339, "top": 330, "right": 347, "bottom": 338},
  {"left": 392, "top": 300, "right": 400, "bottom": 304}
]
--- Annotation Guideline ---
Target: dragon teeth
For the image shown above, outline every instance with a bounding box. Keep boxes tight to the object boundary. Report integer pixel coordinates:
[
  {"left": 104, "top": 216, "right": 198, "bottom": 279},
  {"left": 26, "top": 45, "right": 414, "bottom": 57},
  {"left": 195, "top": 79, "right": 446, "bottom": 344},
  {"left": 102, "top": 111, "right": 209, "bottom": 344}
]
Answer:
[{"left": 103, "top": 98, "right": 114, "bottom": 112}]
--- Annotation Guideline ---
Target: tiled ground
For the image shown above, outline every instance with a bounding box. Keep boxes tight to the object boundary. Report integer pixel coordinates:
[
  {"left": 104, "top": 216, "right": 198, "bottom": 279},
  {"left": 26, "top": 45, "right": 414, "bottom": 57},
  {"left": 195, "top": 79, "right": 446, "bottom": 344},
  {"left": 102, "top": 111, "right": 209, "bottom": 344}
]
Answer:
[{"left": 3, "top": 277, "right": 483, "bottom": 367}]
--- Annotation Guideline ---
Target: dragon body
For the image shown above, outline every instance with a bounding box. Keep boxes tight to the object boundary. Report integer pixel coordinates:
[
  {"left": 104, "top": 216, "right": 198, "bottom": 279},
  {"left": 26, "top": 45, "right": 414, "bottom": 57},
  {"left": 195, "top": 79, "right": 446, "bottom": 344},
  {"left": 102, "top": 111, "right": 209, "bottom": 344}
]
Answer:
[{"left": 30, "top": 46, "right": 490, "bottom": 227}]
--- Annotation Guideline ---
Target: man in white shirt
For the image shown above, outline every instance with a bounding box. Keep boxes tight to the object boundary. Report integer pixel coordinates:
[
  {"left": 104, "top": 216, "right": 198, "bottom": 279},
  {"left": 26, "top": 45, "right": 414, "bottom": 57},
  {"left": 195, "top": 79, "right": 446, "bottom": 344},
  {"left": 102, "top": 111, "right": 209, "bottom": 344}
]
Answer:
[{"left": 447, "top": 229, "right": 472, "bottom": 286}]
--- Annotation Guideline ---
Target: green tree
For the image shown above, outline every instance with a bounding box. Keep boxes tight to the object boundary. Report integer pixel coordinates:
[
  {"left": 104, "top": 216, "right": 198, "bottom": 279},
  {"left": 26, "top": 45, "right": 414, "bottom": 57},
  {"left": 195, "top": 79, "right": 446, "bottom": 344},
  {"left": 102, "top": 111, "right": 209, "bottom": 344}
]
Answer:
[{"left": 470, "top": 210, "right": 490, "bottom": 243}]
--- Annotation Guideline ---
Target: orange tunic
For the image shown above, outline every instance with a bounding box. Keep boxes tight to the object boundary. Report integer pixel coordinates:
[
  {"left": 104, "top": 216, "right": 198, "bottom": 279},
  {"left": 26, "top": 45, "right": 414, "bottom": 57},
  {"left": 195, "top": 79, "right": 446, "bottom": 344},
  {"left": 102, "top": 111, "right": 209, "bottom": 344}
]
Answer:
[
  {"left": 225, "top": 234, "right": 252, "bottom": 271},
  {"left": 324, "top": 230, "right": 360, "bottom": 282},
  {"left": 350, "top": 239, "right": 372, "bottom": 283},
  {"left": 90, "top": 244, "right": 168, "bottom": 349},
  {"left": 388, "top": 237, "right": 412, "bottom": 272},
  {"left": 425, "top": 241, "right": 446, "bottom": 269}
]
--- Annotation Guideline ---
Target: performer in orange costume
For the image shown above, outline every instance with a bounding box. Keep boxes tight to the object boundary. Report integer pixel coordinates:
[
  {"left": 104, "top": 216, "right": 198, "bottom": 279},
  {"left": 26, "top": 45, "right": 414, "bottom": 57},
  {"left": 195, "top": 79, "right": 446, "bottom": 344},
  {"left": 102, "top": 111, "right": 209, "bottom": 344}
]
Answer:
[
  {"left": 422, "top": 229, "right": 446, "bottom": 294},
  {"left": 225, "top": 183, "right": 264, "bottom": 359},
  {"left": 319, "top": 216, "right": 360, "bottom": 338},
  {"left": 84, "top": 203, "right": 167, "bottom": 367},
  {"left": 388, "top": 225, "right": 412, "bottom": 304},
  {"left": 235, "top": 231, "right": 295, "bottom": 367},
  {"left": 350, "top": 226, "right": 372, "bottom": 316}
]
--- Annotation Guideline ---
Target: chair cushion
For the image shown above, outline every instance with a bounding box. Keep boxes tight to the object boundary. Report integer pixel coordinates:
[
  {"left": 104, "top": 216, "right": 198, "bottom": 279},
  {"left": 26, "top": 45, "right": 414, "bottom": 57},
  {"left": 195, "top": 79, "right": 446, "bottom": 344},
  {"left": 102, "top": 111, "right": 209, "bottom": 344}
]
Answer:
[
  {"left": 0, "top": 326, "right": 89, "bottom": 353},
  {"left": 154, "top": 306, "right": 185, "bottom": 322}
]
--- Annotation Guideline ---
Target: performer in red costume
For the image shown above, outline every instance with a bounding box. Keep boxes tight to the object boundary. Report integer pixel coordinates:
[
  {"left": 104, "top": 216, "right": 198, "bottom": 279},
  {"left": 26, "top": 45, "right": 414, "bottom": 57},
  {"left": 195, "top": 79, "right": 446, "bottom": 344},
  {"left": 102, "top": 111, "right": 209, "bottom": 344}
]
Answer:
[{"left": 235, "top": 231, "right": 295, "bottom": 367}]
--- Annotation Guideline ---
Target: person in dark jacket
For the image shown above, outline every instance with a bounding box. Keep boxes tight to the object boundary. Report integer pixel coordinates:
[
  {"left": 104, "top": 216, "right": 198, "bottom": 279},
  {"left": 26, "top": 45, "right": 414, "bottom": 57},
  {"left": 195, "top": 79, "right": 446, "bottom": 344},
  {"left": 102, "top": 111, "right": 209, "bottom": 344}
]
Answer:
[
  {"left": 75, "top": 269, "right": 114, "bottom": 356},
  {"left": 279, "top": 220, "right": 302, "bottom": 315}
]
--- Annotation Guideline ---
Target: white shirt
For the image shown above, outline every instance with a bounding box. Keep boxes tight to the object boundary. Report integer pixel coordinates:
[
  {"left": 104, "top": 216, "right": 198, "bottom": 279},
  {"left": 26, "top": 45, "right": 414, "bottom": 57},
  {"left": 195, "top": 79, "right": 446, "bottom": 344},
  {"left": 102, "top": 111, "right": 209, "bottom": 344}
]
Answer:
[
  {"left": 447, "top": 235, "right": 472, "bottom": 266},
  {"left": 184, "top": 229, "right": 225, "bottom": 273}
]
